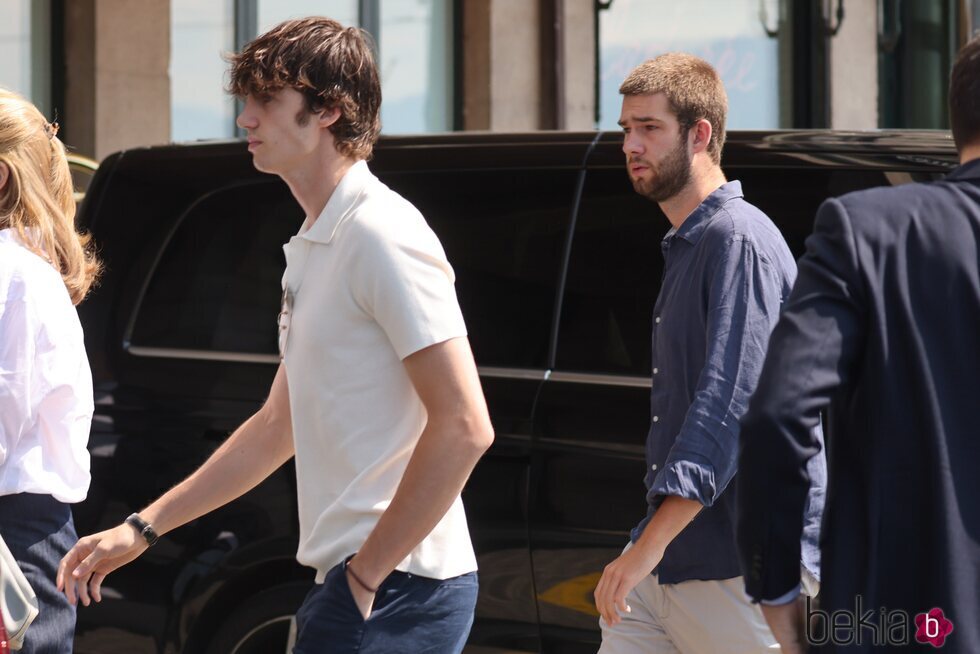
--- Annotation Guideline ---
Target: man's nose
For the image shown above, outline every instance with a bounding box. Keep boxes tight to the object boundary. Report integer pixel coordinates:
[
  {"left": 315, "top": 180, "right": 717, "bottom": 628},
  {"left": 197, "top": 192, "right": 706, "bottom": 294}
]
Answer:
[
  {"left": 236, "top": 110, "right": 255, "bottom": 130},
  {"left": 623, "top": 131, "right": 642, "bottom": 156},
  {"left": 236, "top": 99, "right": 257, "bottom": 130}
]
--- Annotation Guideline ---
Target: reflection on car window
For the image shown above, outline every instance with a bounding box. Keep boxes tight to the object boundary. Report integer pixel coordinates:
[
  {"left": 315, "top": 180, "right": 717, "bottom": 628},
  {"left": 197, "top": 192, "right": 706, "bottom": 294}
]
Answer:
[{"left": 130, "top": 181, "right": 303, "bottom": 354}]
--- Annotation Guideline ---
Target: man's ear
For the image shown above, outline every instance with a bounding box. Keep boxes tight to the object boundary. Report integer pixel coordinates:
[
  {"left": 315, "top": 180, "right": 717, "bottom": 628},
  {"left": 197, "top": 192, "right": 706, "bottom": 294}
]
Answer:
[
  {"left": 318, "top": 106, "right": 342, "bottom": 129},
  {"left": 689, "top": 119, "right": 713, "bottom": 155},
  {"left": 0, "top": 162, "right": 9, "bottom": 195}
]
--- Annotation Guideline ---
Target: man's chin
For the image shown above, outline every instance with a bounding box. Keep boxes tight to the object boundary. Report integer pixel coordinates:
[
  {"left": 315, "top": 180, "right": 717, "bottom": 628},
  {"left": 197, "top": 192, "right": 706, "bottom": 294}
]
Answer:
[
  {"left": 631, "top": 178, "right": 654, "bottom": 196},
  {"left": 250, "top": 155, "right": 276, "bottom": 175}
]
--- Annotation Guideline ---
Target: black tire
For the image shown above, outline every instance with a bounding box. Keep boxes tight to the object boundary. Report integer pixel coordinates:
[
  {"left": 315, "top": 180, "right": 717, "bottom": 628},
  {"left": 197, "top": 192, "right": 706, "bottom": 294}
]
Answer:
[{"left": 204, "top": 581, "right": 313, "bottom": 654}]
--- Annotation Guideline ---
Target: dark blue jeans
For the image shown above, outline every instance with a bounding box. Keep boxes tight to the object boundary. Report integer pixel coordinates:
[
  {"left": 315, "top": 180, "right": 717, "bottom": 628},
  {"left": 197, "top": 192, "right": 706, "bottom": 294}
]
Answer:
[
  {"left": 0, "top": 493, "right": 77, "bottom": 654},
  {"left": 293, "top": 558, "right": 478, "bottom": 654}
]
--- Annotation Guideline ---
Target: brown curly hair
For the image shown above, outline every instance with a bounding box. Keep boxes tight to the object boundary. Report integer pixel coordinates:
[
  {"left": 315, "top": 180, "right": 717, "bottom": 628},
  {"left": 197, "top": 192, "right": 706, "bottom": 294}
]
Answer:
[{"left": 228, "top": 17, "right": 382, "bottom": 160}]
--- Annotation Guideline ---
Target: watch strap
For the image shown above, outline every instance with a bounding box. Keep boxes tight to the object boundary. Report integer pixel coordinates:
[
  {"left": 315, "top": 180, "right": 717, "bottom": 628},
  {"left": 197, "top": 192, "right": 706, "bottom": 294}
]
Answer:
[{"left": 125, "top": 513, "right": 160, "bottom": 547}]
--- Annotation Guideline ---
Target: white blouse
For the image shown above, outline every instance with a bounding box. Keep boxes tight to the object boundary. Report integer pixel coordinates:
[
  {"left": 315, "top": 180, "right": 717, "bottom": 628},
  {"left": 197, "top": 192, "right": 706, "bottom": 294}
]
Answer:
[{"left": 0, "top": 228, "right": 92, "bottom": 503}]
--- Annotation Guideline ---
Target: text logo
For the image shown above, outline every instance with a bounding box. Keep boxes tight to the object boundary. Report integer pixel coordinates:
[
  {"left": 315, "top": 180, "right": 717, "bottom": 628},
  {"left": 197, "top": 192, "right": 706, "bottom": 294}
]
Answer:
[{"left": 805, "top": 596, "right": 953, "bottom": 648}]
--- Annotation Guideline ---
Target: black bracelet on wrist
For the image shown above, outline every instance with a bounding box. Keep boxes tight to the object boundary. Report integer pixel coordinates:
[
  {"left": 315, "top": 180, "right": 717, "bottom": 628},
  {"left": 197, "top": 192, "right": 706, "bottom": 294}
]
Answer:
[
  {"left": 125, "top": 513, "right": 160, "bottom": 547},
  {"left": 345, "top": 558, "right": 379, "bottom": 594}
]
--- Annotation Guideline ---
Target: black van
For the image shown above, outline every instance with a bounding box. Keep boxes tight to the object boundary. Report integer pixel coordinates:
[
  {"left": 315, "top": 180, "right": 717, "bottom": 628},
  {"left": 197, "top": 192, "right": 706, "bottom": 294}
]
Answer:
[{"left": 72, "top": 130, "right": 956, "bottom": 654}]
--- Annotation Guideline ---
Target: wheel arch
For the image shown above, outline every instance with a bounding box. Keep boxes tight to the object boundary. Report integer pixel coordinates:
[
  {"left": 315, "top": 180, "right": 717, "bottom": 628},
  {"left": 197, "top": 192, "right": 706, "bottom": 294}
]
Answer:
[{"left": 175, "top": 555, "right": 314, "bottom": 654}]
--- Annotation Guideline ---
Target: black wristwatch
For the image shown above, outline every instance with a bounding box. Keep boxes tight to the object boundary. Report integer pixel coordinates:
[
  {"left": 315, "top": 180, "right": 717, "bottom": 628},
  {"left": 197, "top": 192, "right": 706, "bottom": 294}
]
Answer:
[{"left": 125, "top": 513, "right": 160, "bottom": 547}]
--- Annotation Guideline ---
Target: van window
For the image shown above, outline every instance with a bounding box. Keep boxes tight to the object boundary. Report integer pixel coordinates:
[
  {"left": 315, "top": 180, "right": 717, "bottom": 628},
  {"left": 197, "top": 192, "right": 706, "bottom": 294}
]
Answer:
[
  {"left": 130, "top": 181, "right": 303, "bottom": 354},
  {"left": 555, "top": 165, "right": 895, "bottom": 376},
  {"left": 382, "top": 168, "right": 577, "bottom": 369},
  {"left": 554, "top": 168, "right": 665, "bottom": 377}
]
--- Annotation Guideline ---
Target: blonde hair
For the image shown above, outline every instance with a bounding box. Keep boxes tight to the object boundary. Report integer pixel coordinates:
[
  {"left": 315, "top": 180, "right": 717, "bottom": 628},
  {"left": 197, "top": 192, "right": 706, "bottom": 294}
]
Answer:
[
  {"left": 620, "top": 53, "right": 728, "bottom": 165},
  {"left": 0, "top": 88, "right": 99, "bottom": 305}
]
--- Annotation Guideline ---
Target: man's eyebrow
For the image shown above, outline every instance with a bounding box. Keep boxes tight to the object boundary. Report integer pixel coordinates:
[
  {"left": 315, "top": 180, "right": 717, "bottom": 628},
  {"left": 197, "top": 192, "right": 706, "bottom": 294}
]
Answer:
[{"left": 617, "top": 116, "right": 659, "bottom": 127}]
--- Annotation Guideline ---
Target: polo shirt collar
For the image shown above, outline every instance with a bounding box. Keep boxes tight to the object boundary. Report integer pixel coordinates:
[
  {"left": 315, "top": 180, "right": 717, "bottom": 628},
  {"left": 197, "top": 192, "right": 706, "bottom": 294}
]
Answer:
[
  {"left": 299, "top": 159, "right": 372, "bottom": 245},
  {"left": 946, "top": 157, "right": 980, "bottom": 181},
  {"left": 668, "top": 180, "right": 743, "bottom": 246}
]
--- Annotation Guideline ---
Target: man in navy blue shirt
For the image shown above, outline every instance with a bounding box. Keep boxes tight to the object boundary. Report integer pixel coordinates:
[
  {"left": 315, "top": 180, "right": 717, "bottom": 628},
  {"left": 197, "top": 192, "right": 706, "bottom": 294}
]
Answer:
[{"left": 594, "top": 53, "right": 825, "bottom": 653}]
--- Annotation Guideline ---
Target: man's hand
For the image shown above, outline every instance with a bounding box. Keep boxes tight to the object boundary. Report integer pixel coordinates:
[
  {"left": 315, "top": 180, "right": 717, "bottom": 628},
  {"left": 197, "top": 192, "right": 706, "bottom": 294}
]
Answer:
[
  {"left": 593, "top": 542, "right": 664, "bottom": 626},
  {"left": 56, "top": 523, "right": 148, "bottom": 606},
  {"left": 594, "top": 496, "right": 702, "bottom": 627},
  {"left": 761, "top": 597, "right": 807, "bottom": 654}
]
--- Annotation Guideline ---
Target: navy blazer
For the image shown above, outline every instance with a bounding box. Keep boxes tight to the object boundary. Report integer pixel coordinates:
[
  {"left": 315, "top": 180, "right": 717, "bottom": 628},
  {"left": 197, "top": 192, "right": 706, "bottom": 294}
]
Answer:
[{"left": 736, "top": 159, "right": 980, "bottom": 652}]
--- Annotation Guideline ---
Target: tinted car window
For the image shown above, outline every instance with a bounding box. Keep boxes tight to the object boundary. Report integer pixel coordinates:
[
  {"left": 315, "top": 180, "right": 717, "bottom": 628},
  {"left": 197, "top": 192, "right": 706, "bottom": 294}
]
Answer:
[
  {"left": 554, "top": 168, "right": 665, "bottom": 376},
  {"left": 383, "top": 168, "right": 577, "bottom": 369},
  {"left": 131, "top": 167, "right": 577, "bottom": 366},
  {"left": 556, "top": 166, "right": 896, "bottom": 376},
  {"left": 130, "top": 181, "right": 303, "bottom": 354}
]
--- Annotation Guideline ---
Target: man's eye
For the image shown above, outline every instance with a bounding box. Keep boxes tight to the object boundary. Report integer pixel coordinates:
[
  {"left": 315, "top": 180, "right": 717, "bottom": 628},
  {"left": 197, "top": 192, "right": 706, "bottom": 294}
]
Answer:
[
  {"left": 622, "top": 128, "right": 631, "bottom": 135},
  {"left": 645, "top": 124, "right": 657, "bottom": 131}
]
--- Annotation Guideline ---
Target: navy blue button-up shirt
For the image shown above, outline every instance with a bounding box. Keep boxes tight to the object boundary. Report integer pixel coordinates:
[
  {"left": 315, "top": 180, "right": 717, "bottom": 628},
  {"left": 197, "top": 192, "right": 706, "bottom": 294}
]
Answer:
[{"left": 631, "top": 180, "right": 825, "bottom": 584}]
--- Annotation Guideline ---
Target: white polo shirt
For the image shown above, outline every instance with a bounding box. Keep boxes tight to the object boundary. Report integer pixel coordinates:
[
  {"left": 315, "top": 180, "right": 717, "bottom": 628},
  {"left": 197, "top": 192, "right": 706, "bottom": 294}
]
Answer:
[{"left": 281, "top": 160, "right": 477, "bottom": 582}]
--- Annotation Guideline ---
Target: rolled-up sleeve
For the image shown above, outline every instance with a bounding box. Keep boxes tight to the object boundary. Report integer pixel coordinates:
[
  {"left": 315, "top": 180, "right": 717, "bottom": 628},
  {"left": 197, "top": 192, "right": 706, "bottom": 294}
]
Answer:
[{"left": 648, "top": 237, "right": 786, "bottom": 508}]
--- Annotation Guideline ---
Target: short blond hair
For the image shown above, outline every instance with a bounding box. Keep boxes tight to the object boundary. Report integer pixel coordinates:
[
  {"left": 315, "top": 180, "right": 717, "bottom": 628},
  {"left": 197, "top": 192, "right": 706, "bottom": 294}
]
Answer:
[
  {"left": 620, "top": 53, "right": 727, "bottom": 165},
  {"left": 0, "top": 88, "right": 100, "bottom": 304}
]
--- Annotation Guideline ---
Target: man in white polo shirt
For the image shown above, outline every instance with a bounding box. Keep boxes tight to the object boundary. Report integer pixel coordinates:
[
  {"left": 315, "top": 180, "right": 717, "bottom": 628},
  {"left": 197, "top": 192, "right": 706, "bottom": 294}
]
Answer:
[{"left": 57, "top": 17, "right": 494, "bottom": 653}]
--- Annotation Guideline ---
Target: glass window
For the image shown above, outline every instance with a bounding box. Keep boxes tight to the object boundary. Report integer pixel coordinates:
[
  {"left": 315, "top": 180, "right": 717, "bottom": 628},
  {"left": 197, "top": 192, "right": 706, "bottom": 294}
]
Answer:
[
  {"left": 598, "top": 0, "right": 783, "bottom": 130},
  {"left": 171, "top": 0, "right": 454, "bottom": 137},
  {"left": 132, "top": 165, "right": 575, "bottom": 366},
  {"left": 258, "top": 0, "right": 358, "bottom": 33},
  {"left": 380, "top": 168, "right": 576, "bottom": 369},
  {"left": 130, "top": 181, "right": 304, "bottom": 354},
  {"left": 0, "top": 0, "right": 50, "bottom": 113},
  {"left": 555, "top": 168, "right": 665, "bottom": 376},
  {"left": 878, "top": 0, "right": 958, "bottom": 128},
  {"left": 379, "top": 0, "right": 454, "bottom": 133},
  {"left": 171, "top": 0, "right": 236, "bottom": 141}
]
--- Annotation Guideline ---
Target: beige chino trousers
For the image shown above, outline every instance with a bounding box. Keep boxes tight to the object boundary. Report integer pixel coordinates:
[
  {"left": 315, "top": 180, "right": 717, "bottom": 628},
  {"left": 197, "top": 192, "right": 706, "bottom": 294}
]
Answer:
[{"left": 598, "top": 572, "right": 781, "bottom": 653}]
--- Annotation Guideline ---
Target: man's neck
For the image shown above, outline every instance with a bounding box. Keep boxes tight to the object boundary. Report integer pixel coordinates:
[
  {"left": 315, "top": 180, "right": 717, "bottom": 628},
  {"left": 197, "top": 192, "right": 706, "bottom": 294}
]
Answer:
[
  {"left": 659, "top": 164, "right": 728, "bottom": 230},
  {"left": 959, "top": 143, "right": 980, "bottom": 165},
  {"left": 281, "top": 150, "right": 358, "bottom": 223}
]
